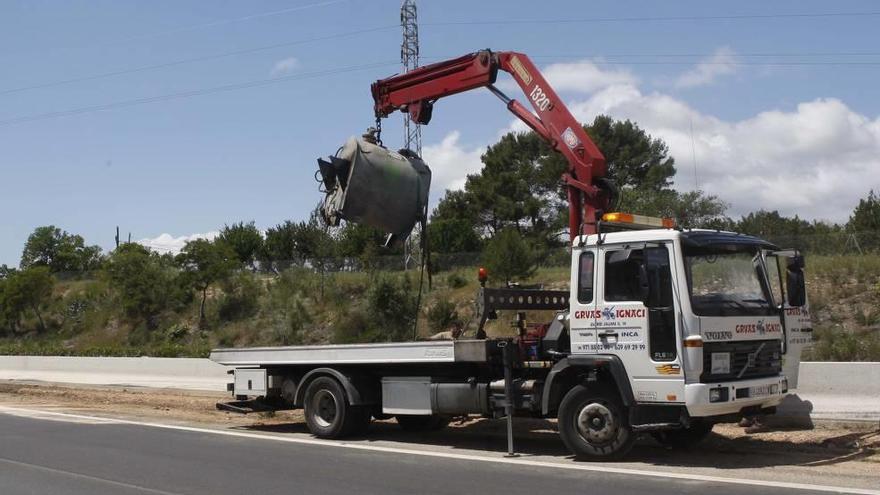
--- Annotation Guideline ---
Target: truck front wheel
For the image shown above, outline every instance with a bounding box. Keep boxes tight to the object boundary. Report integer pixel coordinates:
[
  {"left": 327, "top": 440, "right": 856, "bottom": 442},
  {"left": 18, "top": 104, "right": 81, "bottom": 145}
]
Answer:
[
  {"left": 303, "top": 376, "right": 370, "bottom": 438},
  {"left": 558, "top": 385, "right": 635, "bottom": 460}
]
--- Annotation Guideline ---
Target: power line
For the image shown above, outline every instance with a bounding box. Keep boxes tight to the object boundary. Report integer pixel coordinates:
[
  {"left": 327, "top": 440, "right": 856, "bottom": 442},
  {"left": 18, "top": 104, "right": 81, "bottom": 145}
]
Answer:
[
  {"left": 1, "top": 25, "right": 398, "bottom": 96},
  {"left": 120, "top": 0, "right": 345, "bottom": 42},
  {"left": 15, "top": 0, "right": 345, "bottom": 55},
  {"left": 423, "top": 10, "right": 880, "bottom": 26},
  {"left": 10, "top": 40, "right": 876, "bottom": 97},
  {"left": 518, "top": 51, "right": 880, "bottom": 58},
  {"left": 0, "top": 61, "right": 398, "bottom": 129},
  {"left": 421, "top": 55, "right": 880, "bottom": 67}
]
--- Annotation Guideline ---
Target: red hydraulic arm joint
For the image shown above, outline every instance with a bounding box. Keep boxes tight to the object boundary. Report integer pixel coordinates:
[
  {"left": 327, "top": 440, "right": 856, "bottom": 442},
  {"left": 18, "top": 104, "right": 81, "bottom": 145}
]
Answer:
[{"left": 371, "top": 49, "right": 611, "bottom": 240}]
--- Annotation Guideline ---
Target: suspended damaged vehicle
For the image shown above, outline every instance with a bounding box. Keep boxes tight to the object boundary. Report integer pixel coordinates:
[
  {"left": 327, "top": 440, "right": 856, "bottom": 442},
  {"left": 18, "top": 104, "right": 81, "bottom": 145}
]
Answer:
[{"left": 317, "top": 132, "right": 431, "bottom": 245}]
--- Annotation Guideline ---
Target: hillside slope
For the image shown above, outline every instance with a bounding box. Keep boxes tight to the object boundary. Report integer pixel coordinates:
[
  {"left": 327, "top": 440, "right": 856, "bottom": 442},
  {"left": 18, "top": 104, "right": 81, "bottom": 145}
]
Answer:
[{"left": 1, "top": 255, "right": 878, "bottom": 361}]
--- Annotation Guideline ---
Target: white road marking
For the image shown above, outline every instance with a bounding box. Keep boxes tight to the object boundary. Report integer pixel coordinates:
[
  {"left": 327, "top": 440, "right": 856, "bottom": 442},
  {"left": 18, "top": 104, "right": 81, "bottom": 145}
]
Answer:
[
  {"left": 0, "top": 456, "right": 184, "bottom": 495},
  {"left": 0, "top": 405, "right": 876, "bottom": 495},
  {"left": 0, "top": 407, "right": 118, "bottom": 424}
]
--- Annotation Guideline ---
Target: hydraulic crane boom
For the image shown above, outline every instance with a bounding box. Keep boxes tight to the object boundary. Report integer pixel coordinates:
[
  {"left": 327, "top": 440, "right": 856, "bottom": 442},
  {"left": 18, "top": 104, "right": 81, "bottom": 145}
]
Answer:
[{"left": 371, "top": 49, "right": 613, "bottom": 239}]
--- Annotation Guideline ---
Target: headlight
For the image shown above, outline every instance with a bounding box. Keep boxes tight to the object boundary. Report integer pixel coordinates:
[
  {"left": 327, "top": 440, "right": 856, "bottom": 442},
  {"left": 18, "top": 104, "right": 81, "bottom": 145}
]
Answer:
[
  {"left": 709, "top": 387, "right": 729, "bottom": 403},
  {"left": 711, "top": 352, "right": 731, "bottom": 374}
]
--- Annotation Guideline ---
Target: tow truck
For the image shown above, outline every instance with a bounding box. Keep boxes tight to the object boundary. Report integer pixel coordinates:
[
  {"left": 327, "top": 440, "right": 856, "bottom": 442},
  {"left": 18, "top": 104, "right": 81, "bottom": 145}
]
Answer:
[{"left": 211, "top": 50, "right": 812, "bottom": 459}]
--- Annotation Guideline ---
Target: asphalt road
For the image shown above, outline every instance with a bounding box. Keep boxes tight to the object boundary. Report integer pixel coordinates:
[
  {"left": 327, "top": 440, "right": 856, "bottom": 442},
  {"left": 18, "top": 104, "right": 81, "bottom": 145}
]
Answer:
[{"left": 0, "top": 411, "right": 862, "bottom": 495}]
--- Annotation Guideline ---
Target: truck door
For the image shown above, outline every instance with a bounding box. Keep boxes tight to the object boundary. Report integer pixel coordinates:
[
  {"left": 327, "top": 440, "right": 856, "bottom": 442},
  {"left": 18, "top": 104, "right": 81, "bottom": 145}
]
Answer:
[
  {"left": 597, "top": 243, "right": 685, "bottom": 404},
  {"left": 569, "top": 247, "right": 598, "bottom": 354},
  {"left": 765, "top": 250, "right": 811, "bottom": 390}
]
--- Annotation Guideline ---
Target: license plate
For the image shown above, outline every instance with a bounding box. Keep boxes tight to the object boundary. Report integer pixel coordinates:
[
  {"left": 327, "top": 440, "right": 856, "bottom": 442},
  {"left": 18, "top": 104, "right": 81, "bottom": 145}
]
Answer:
[{"left": 750, "top": 384, "right": 775, "bottom": 397}]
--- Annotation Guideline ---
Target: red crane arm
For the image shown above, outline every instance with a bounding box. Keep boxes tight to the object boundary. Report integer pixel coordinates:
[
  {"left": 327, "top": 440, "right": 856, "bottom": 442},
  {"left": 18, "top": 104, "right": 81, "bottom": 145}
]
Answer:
[{"left": 371, "top": 49, "right": 611, "bottom": 239}]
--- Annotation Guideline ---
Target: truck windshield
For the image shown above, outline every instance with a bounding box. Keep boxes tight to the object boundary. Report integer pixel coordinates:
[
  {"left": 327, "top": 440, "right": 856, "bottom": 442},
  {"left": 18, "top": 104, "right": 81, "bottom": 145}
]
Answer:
[{"left": 684, "top": 249, "right": 774, "bottom": 317}]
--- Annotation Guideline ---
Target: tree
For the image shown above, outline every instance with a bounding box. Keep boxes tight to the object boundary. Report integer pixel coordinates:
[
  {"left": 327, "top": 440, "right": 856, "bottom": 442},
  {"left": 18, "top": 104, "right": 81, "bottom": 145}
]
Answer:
[
  {"left": 1, "top": 267, "right": 54, "bottom": 333},
  {"left": 848, "top": 190, "right": 880, "bottom": 250},
  {"left": 218, "top": 221, "right": 264, "bottom": 269},
  {"left": 427, "top": 218, "right": 481, "bottom": 254},
  {"left": 103, "top": 244, "right": 189, "bottom": 327},
  {"left": 261, "top": 220, "right": 299, "bottom": 272},
  {"left": 177, "top": 239, "right": 238, "bottom": 325},
  {"left": 293, "top": 208, "right": 339, "bottom": 298},
  {"left": 482, "top": 228, "right": 537, "bottom": 285},
  {"left": 336, "top": 222, "right": 391, "bottom": 259},
  {"left": 20, "top": 226, "right": 103, "bottom": 274},
  {"left": 619, "top": 189, "right": 729, "bottom": 229},
  {"left": 585, "top": 115, "right": 676, "bottom": 191},
  {"left": 0, "top": 264, "right": 14, "bottom": 279},
  {"left": 737, "top": 210, "right": 805, "bottom": 237},
  {"left": 431, "top": 115, "right": 678, "bottom": 249}
]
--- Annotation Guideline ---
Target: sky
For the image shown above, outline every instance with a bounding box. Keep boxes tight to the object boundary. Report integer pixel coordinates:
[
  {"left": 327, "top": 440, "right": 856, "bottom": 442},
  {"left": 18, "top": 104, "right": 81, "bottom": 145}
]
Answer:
[{"left": 1, "top": 0, "right": 879, "bottom": 265}]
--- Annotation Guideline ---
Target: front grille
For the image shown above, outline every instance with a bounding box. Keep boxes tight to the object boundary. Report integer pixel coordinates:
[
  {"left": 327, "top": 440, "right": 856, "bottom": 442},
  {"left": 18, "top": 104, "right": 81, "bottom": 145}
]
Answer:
[{"left": 701, "top": 339, "right": 782, "bottom": 383}]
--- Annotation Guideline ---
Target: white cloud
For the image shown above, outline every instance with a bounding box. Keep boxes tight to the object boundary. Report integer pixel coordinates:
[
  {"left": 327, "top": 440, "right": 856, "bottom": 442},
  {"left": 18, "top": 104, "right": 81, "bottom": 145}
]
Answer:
[
  {"left": 423, "top": 59, "right": 879, "bottom": 223},
  {"left": 421, "top": 131, "right": 484, "bottom": 207},
  {"left": 540, "top": 60, "right": 637, "bottom": 93},
  {"left": 564, "top": 87, "right": 880, "bottom": 221},
  {"left": 270, "top": 57, "right": 300, "bottom": 76},
  {"left": 496, "top": 59, "right": 635, "bottom": 95},
  {"left": 674, "top": 47, "right": 739, "bottom": 88},
  {"left": 137, "top": 231, "right": 219, "bottom": 255}
]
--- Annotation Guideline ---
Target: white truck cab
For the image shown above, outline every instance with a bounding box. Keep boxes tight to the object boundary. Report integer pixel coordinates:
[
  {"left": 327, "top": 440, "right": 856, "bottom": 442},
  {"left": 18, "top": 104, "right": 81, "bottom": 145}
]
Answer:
[{"left": 568, "top": 226, "right": 810, "bottom": 421}]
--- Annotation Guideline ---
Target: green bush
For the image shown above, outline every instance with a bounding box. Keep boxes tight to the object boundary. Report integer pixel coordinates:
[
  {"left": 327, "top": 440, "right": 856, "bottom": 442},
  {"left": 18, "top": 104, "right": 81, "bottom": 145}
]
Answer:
[
  {"left": 446, "top": 272, "right": 468, "bottom": 289},
  {"left": 482, "top": 228, "right": 537, "bottom": 285},
  {"left": 103, "top": 244, "right": 190, "bottom": 328},
  {"left": 804, "top": 326, "right": 880, "bottom": 361},
  {"left": 332, "top": 275, "right": 417, "bottom": 343},
  {"left": 218, "top": 272, "right": 262, "bottom": 321},
  {"left": 273, "top": 297, "right": 310, "bottom": 346},
  {"left": 427, "top": 298, "right": 459, "bottom": 333},
  {"left": 332, "top": 307, "right": 371, "bottom": 344}
]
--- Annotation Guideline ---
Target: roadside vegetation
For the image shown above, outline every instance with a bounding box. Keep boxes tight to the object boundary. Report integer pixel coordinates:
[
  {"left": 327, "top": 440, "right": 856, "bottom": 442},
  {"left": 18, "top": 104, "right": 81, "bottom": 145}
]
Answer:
[{"left": 1, "top": 116, "right": 878, "bottom": 359}]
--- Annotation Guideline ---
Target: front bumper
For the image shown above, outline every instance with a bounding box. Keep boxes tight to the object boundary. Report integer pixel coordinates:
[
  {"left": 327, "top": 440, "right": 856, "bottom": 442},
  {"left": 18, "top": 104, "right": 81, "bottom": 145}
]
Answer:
[{"left": 685, "top": 375, "right": 788, "bottom": 417}]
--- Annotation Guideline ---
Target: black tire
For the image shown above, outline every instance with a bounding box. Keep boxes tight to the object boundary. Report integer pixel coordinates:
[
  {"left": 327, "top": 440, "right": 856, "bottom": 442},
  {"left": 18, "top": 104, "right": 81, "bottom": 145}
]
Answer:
[
  {"left": 557, "top": 384, "right": 635, "bottom": 460},
  {"left": 303, "top": 376, "right": 362, "bottom": 439},
  {"left": 395, "top": 414, "right": 451, "bottom": 432},
  {"left": 652, "top": 420, "right": 713, "bottom": 449}
]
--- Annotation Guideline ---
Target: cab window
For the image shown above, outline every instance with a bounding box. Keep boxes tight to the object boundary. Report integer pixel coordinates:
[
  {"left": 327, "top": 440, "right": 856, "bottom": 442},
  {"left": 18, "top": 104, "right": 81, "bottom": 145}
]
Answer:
[
  {"left": 604, "top": 248, "right": 645, "bottom": 301},
  {"left": 577, "top": 252, "right": 594, "bottom": 303}
]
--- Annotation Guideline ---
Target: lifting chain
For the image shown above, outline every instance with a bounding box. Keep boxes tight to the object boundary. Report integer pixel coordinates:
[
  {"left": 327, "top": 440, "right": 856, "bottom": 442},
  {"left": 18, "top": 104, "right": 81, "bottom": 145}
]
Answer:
[{"left": 374, "top": 116, "right": 383, "bottom": 147}]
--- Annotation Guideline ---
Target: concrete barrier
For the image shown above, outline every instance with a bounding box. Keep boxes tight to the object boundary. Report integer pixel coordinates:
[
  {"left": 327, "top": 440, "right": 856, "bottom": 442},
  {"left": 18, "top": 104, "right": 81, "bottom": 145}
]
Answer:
[
  {"left": 0, "top": 357, "right": 878, "bottom": 422},
  {"left": 778, "top": 362, "right": 880, "bottom": 424},
  {"left": 0, "top": 356, "right": 230, "bottom": 391}
]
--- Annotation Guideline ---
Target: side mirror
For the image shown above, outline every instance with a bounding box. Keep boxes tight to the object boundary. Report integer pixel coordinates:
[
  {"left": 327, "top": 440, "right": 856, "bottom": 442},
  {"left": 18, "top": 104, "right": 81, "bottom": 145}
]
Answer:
[{"left": 786, "top": 265, "right": 806, "bottom": 307}]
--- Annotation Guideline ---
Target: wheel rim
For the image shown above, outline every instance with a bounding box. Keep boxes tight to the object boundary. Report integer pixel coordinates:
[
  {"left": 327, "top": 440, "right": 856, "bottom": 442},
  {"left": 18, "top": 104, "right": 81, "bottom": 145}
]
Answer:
[
  {"left": 310, "top": 389, "right": 338, "bottom": 428},
  {"left": 575, "top": 402, "right": 618, "bottom": 445}
]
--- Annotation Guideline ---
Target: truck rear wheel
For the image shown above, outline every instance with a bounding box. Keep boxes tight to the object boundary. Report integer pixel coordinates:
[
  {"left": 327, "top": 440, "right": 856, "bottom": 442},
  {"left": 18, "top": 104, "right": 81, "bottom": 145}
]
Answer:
[
  {"left": 557, "top": 384, "right": 635, "bottom": 460},
  {"left": 395, "top": 414, "right": 451, "bottom": 431},
  {"left": 303, "top": 376, "right": 369, "bottom": 438}
]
